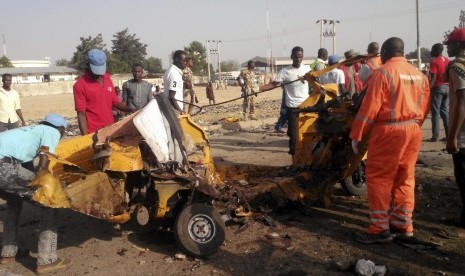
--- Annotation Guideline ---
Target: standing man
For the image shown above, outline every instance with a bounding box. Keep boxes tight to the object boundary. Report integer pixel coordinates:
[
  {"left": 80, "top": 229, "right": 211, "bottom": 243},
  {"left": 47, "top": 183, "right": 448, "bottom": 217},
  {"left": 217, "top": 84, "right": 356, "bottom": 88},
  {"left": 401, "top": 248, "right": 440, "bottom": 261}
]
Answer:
[
  {"left": 310, "top": 48, "right": 328, "bottom": 71},
  {"left": 206, "top": 81, "right": 216, "bottom": 105},
  {"left": 0, "top": 74, "right": 26, "bottom": 132},
  {"left": 182, "top": 57, "right": 196, "bottom": 114},
  {"left": 237, "top": 61, "right": 256, "bottom": 120},
  {"left": 350, "top": 37, "right": 430, "bottom": 243},
  {"left": 428, "top": 43, "right": 450, "bottom": 142},
  {"left": 122, "top": 63, "right": 153, "bottom": 111},
  {"left": 320, "top": 55, "right": 345, "bottom": 95},
  {"left": 261, "top": 46, "right": 311, "bottom": 155},
  {"left": 164, "top": 50, "right": 187, "bottom": 114},
  {"left": 341, "top": 49, "right": 362, "bottom": 97},
  {"left": 73, "top": 49, "right": 133, "bottom": 135},
  {"left": 359, "top": 42, "right": 382, "bottom": 84},
  {"left": 0, "top": 114, "right": 71, "bottom": 274},
  {"left": 444, "top": 28, "right": 465, "bottom": 237}
]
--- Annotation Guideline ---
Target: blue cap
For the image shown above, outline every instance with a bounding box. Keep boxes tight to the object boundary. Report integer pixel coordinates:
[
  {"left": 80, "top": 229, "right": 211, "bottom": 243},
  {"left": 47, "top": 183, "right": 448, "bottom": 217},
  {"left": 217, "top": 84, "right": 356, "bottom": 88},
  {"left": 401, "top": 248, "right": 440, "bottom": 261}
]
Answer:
[
  {"left": 88, "top": 49, "right": 107, "bottom": 75},
  {"left": 42, "top": 114, "right": 68, "bottom": 128},
  {"left": 328, "top": 55, "right": 340, "bottom": 65}
]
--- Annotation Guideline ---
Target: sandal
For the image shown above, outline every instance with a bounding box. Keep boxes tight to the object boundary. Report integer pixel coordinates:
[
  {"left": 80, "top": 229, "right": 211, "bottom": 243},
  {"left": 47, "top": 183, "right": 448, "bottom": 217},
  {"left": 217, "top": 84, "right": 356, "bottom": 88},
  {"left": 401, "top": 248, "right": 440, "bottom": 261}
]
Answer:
[{"left": 36, "top": 258, "right": 71, "bottom": 275}]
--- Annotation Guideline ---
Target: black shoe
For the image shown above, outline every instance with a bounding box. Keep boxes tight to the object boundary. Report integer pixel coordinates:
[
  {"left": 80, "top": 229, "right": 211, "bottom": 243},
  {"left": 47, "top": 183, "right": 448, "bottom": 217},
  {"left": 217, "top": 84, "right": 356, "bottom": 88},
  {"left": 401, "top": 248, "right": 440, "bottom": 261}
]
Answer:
[
  {"left": 389, "top": 224, "right": 414, "bottom": 237},
  {"left": 427, "top": 138, "right": 438, "bottom": 142},
  {"left": 353, "top": 231, "right": 393, "bottom": 244}
]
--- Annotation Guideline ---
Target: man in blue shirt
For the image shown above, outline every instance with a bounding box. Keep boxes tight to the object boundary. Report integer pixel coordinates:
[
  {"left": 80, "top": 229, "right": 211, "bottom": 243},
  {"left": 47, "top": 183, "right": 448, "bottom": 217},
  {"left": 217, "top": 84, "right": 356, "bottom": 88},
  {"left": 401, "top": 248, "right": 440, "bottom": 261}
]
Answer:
[{"left": 0, "top": 114, "right": 71, "bottom": 274}]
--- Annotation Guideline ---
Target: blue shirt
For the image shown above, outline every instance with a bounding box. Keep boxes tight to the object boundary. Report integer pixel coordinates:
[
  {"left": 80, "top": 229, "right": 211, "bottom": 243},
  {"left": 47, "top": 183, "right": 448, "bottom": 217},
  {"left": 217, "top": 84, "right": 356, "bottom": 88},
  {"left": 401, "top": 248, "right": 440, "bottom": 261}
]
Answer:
[{"left": 0, "top": 124, "right": 61, "bottom": 163}]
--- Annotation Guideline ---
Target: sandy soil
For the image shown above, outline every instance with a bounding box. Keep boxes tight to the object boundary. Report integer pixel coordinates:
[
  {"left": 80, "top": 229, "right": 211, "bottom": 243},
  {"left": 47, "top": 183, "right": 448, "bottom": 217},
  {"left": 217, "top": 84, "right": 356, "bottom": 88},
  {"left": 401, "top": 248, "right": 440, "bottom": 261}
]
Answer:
[{"left": 1, "top": 87, "right": 464, "bottom": 275}]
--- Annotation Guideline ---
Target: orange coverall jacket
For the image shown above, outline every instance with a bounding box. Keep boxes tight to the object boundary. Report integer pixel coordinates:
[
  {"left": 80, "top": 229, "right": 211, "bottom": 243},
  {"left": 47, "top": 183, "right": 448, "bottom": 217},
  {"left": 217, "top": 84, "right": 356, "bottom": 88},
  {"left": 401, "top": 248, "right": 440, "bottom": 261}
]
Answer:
[{"left": 350, "top": 56, "right": 430, "bottom": 234}]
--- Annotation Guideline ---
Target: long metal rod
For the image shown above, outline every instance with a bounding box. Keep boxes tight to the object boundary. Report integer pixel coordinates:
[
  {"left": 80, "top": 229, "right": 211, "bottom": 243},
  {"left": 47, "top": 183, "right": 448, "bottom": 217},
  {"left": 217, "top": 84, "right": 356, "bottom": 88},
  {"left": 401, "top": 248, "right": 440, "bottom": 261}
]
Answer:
[{"left": 416, "top": 0, "right": 422, "bottom": 69}]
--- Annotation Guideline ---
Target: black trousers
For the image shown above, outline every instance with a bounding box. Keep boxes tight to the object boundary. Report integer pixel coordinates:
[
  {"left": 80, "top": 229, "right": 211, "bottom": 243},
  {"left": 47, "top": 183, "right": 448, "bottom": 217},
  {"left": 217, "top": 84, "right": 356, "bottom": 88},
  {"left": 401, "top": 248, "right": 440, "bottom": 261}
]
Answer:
[
  {"left": 453, "top": 149, "right": 465, "bottom": 228},
  {"left": 286, "top": 107, "right": 299, "bottom": 155}
]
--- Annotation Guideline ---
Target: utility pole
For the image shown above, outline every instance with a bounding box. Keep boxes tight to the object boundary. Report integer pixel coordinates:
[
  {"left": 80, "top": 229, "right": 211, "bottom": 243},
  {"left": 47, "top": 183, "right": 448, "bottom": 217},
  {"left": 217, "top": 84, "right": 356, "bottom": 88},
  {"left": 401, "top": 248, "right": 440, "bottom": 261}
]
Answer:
[
  {"left": 2, "top": 34, "right": 6, "bottom": 57},
  {"left": 460, "top": 10, "right": 465, "bottom": 28},
  {"left": 207, "top": 40, "right": 221, "bottom": 88},
  {"left": 206, "top": 40, "right": 210, "bottom": 82},
  {"left": 317, "top": 19, "right": 339, "bottom": 53},
  {"left": 416, "top": 0, "right": 422, "bottom": 69},
  {"left": 316, "top": 19, "right": 326, "bottom": 48},
  {"left": 330, "top": 20, "right": 339, "bottom": 55},
  {"left": 217, "top": 40, "right": 222, "bottom": 87}
]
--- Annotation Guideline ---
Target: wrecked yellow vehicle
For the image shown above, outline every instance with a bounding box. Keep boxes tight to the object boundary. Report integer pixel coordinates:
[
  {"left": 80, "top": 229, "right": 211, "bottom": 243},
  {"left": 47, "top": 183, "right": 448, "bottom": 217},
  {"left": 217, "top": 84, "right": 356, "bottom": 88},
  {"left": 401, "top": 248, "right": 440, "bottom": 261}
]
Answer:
[
  {"left": 16, "top": 54, "right": 375, "bottom": 257},
  {"left": 30, "top": 97, "right": 226, "bottom": 257}
]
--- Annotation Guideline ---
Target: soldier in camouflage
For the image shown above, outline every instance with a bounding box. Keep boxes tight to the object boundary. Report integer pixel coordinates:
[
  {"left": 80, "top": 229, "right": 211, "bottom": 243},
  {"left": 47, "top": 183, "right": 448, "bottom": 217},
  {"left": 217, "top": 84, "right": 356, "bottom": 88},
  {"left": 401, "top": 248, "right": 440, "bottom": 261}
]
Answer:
[
  {"left": 182, "top": 57, "right": 195, "bottom": 114},
  {"left": 237, "top": 61, "right": 256, "bottom": 120}
]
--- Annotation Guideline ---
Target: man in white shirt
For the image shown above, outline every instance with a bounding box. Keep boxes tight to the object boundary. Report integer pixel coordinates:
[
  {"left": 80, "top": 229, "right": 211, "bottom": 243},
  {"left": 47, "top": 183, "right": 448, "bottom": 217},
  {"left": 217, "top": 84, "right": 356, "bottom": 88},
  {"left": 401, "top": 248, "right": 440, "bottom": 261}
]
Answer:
[
  {"left": 320, "top": 55, "right": 346, "bottom": 95},
  {"left": 262, "top": 46, "right": 311, "bottom": 155},
  {"left": 164, "top": 50, "right": 187, "bottom": 113},
  {"left": 0, "top": 74, "right": 26, "bottom": 132}
]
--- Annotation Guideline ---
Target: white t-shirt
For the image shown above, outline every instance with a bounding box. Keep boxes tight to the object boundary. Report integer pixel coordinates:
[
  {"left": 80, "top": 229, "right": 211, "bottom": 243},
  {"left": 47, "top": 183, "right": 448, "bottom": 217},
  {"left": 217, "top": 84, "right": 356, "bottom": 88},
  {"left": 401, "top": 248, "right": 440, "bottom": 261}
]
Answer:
[
  {"left": 163, "top": 64, "right": 184, "bottom": 110},
  {"left": 274, "top": 64, "right": 311, "bottom": 108},
  {"left": 320, "top": 68, "right": 345, "bottom": 85}
]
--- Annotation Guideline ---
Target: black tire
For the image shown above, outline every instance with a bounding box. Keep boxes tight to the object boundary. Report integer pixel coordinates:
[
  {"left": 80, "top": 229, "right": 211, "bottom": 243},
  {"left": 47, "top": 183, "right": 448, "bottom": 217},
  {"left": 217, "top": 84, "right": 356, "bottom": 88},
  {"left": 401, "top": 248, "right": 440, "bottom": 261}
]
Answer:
[
  {"left": 175, "top": 203, "right": 225, "bottom": 257},
  {"left": 341, "top": 162, "right": 367, "bottom": 196}
]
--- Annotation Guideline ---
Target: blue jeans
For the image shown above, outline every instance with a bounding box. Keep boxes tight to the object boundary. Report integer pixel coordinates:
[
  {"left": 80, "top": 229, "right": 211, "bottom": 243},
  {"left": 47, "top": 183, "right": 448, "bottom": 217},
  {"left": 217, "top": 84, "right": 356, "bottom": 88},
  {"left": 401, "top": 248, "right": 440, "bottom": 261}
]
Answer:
[
  {"left": 275, "top": 89, "right": 288, "bottom": 131},
  {"left": 430, "top": 85, "right": 449, "bottom": 140},
  {"left": 0, "top": 162, "right": 58, "bottom": 265}
]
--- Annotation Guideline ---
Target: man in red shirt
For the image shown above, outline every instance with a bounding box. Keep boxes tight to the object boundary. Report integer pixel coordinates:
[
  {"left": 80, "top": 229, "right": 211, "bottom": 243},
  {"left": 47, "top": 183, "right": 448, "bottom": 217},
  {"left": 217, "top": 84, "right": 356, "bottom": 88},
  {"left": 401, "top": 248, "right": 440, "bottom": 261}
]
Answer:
[
  {"left": 73, "top": 49, "right": 133, "bottom": 135},
  {"left": 428, "top": 43, "right": 450, "bottom": 142}
]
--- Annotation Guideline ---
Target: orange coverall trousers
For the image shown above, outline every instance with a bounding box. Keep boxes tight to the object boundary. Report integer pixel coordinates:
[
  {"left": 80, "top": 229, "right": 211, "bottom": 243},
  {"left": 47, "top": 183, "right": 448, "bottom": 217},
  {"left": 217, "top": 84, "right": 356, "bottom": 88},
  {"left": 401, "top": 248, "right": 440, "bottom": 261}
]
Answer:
[{"left": 366, "top": 122, "right": 422, "bottom": 234}]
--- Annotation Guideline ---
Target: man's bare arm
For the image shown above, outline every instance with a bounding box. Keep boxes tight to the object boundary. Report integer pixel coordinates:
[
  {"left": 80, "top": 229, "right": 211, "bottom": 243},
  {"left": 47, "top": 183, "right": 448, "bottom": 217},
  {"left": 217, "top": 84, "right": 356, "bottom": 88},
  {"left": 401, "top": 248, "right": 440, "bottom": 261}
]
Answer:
[
  {"left": 447, "top": 88, "right": 465, "bottom": 154},
  {"left": 76, "top": 111, "right": 88, "bottom": 135},
  {"left": 169, "top": 90, "right": 182, "bottom": 113},
  {"left": 15, "top": 109, "right": 26, "bottom": 126}
]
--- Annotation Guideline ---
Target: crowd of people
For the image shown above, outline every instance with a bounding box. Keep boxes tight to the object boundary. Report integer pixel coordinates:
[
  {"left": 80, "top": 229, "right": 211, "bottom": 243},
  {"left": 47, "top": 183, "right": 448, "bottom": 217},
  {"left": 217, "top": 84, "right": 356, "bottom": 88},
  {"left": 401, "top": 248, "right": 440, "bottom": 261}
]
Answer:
[{"left": 0, "top": 28, "right": 463, "bottom": 273}]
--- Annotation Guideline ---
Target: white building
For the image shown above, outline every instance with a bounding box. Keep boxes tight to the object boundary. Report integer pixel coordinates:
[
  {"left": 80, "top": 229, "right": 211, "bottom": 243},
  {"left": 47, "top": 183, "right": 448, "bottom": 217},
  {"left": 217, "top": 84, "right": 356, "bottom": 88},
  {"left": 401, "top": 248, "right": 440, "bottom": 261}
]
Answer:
[
  {"left": 0, "top": 67, "right": 79, "bottom": 83},
  {"left": 11, "top": 58, "right": 51, "bottom": 68}
]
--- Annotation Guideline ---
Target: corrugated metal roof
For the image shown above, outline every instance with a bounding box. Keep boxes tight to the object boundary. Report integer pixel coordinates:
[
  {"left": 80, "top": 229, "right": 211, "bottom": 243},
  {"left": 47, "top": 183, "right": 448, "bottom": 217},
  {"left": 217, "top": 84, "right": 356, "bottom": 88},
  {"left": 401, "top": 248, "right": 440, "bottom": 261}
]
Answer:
[{"left": 0, "top": 66, "right": 78, "bottom": 75}]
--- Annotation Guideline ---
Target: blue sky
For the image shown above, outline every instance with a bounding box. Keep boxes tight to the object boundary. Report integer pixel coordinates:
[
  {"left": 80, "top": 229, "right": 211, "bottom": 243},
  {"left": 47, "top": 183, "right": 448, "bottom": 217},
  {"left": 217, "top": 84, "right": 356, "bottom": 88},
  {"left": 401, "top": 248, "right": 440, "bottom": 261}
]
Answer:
[{"left": 2, "top": 0, "right": 463, "bottom": 68}]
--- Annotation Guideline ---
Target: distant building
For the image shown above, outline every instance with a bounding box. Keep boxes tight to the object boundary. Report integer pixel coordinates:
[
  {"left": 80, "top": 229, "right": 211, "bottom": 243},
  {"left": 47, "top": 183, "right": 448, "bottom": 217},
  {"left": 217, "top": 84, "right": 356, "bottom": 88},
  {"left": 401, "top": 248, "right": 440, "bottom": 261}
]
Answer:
[
  {"left": 11, "top": 58, "right": 51, "bottom": 68},
  {"left": 0, "top": 66, "right": 79, "bottom": 83},
  {"left": 241, "top": 56, "right": 317, "bottom": 73}
]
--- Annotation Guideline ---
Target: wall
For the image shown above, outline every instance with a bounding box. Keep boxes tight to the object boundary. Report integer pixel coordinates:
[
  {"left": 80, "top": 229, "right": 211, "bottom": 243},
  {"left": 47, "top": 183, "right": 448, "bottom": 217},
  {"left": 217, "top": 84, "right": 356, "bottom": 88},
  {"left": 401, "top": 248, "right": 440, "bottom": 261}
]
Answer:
[{"left": 14, "top": 76, "right": 210, "bottom": 97}]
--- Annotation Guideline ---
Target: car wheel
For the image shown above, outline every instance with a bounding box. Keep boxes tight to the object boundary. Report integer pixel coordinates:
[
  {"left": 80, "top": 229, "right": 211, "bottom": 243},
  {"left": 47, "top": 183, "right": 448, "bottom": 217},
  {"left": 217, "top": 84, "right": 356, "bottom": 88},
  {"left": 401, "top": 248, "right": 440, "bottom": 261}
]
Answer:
[
  {"left": 341, "top": 162, "right": 367, "bottom": 196},
  {"left": 175, "top": 203, "right": 225, "bottom": 257}
]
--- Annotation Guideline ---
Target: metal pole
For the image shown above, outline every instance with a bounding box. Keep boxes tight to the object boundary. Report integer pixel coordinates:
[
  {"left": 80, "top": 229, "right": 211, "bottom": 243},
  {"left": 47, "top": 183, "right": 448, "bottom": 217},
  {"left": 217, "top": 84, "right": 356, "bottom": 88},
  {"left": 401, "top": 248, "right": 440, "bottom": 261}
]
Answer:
[
  {"left": 206, "top": 40, "right": 210, "bottom": 82},
  {"left": 416, "top": 0, "right": 422, "bottom": 69},
  {"left": 320, "top": 19, "right": 324, "bottom": 48},
  {"left": 332, "top": 22, "right": 336, "bottom": 55},
  {"left": 217, "top": 40, "right": 222, "bottom": 89}
]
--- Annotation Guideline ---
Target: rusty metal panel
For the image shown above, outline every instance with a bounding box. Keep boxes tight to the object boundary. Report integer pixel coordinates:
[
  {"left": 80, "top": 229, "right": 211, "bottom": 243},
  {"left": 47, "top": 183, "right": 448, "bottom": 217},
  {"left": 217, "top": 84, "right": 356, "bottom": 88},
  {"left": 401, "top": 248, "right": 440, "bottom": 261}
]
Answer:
[{"left": 64, "top": 172, "right": 127, "bottom": 220}]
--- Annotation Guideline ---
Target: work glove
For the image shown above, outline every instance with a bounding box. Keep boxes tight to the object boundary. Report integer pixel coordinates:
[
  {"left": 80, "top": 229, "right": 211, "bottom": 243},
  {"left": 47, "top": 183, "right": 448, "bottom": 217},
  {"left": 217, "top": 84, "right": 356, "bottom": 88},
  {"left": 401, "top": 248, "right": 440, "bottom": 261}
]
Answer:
[{"left": 351, "top": 140, "right": 360, "bottom": 154}]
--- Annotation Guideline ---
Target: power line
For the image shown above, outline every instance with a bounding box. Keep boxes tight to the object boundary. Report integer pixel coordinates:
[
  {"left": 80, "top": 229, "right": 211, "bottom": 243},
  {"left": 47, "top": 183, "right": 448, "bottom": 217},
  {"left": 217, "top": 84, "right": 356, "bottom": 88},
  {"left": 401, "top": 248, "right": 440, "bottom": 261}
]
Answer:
[{"left": 221, "top": 1, "right": 463, "bottom": 44}]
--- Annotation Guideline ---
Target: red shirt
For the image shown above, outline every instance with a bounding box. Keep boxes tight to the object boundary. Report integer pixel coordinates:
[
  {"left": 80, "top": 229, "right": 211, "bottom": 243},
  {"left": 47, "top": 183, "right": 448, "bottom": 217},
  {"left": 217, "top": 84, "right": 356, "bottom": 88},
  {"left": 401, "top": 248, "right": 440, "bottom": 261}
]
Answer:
[
  {"left": 429, "top": 56, "right": 449, "bottom": 87},
  {"left": 73, "top": 72, "right": 120, "bottom": 133}
]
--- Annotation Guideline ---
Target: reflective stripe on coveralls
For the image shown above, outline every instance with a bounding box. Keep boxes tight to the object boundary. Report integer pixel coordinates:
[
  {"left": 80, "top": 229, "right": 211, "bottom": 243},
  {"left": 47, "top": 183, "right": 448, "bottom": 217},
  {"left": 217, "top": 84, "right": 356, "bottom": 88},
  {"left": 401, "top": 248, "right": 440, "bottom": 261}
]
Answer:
[{"left": 349, "top": 56, "right": 430, "bottom": 234}]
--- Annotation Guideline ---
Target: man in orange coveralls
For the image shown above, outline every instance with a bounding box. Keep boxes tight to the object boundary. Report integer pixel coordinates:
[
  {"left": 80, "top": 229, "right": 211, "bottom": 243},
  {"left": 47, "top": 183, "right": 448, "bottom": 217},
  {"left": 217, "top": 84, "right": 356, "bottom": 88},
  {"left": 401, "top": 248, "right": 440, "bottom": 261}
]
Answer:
[{"left": 350, "top": 37, "right": 430, "bottom": 243}]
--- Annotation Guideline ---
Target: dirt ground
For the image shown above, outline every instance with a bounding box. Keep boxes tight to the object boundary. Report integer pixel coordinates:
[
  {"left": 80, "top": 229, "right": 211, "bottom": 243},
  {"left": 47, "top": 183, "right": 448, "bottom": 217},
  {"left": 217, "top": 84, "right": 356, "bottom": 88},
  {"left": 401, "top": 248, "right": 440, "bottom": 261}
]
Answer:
[{"left": 1, "top": 86, "right": 464, "bottom": 275}]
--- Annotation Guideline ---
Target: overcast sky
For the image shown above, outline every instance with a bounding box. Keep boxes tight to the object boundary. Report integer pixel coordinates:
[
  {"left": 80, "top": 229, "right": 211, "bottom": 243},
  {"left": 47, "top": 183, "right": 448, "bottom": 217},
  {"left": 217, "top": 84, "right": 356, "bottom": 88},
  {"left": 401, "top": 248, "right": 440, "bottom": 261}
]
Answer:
[{"left": 2, "top": 0, "right": 463, "bottom": 68}]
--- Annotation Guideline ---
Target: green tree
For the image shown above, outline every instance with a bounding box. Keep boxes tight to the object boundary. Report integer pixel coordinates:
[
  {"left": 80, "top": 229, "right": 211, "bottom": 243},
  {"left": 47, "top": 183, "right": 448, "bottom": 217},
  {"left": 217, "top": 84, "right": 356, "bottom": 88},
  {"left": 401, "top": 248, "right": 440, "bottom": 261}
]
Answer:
[
  {"left": 107, "top": 53, "right": 129, "bottom": 74},
  {"left": 405, "top": 47, "right": 432, "bottom": 64},
  {"left": 143, "top": 57, "right": 163, "bottom": 73},
  {"left": 71, "top": 34, "right": 106, "bottom": 71},
  {"left": 111, "top": 28, "right": 147, "bottom": 72},
  {"left": 220, "top": 60, "right": 240, "bottom": 72},
  {"left": 55, "top": 58, "right": 71, "bottom": 67},
  {"left": 0, "top": 56, "right": 13, "bottom": 68},
  {"left": 184, "top": 41, "right": 207, "bottom": 75}
]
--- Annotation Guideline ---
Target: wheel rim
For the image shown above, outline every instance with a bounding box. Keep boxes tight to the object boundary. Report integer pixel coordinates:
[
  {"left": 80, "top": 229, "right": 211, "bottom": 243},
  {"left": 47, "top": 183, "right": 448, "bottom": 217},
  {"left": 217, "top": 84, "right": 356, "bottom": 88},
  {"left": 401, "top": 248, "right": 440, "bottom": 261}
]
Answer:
[{"left": 187, "top": 214, "right": 216, "bottom": 244}]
